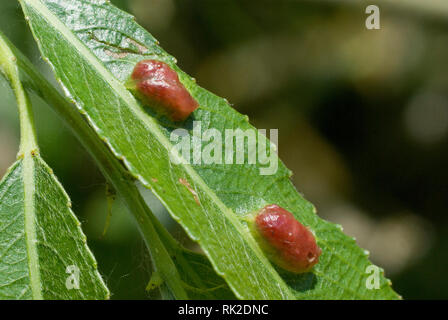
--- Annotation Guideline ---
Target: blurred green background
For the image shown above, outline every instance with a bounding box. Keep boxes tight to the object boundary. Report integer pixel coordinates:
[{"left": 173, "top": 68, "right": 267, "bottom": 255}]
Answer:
[{"left": 1, "top": 0, "right": 447, "bottom": 299}]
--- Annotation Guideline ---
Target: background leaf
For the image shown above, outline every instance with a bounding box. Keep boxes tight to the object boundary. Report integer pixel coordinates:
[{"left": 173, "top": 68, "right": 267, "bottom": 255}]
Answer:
[{"left": 20, "top": 0, "right": 400, "bottom": 299}]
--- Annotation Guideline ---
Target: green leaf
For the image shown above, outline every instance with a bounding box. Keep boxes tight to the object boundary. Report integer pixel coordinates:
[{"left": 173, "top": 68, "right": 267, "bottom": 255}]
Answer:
[
  {"left": 0, "top": 156, "right": 109, "bottom": 299},
  {"left": 0, "top": 32, "right": 109, "bottom": 299},
  {"left": 20, "top": 0, "right": 400, "bottom": 299}
]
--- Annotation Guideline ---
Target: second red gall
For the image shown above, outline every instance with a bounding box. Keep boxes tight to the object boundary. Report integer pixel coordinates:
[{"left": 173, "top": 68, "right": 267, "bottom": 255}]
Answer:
[{"left": 252, "top": 204, "right": 322, "bottom": 273}]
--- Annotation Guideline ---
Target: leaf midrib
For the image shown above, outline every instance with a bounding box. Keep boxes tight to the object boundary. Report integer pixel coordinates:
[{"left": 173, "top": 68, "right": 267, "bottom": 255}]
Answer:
[
  {"left": 23, "top": 154, "right": 42, "bottom": 300},
  {"left": 22, "top": 0, "right": 295, "bottom": 299}
]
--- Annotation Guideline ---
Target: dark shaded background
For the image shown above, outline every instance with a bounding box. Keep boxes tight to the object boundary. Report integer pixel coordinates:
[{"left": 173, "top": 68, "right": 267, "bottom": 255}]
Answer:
[{"left": 0, "top": 0, "right": 447, "bottom": 299}]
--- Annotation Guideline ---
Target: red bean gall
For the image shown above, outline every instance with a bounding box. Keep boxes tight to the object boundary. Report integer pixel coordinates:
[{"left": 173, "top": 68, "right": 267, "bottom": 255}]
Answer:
[
  {"left": 128, "top": 60, "right": 198, "bottom": 121},
  {"left": 249, "top": 204, "right": 321, "bottom": 273}
]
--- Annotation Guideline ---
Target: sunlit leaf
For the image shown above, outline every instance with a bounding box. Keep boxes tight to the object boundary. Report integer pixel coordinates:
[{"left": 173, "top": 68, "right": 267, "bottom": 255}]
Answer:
[{"left": 20, "top": 0, "right": 400, "bottom": 299}]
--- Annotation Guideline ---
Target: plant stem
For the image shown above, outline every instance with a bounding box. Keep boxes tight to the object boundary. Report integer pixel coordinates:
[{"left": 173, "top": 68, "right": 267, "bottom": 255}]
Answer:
[{"left": 0, "top": 35, "right": 38, "bottom": 154}]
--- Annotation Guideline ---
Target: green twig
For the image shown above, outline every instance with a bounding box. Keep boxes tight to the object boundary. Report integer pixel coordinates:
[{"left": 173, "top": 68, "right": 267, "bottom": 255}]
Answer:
[{"left": 0, "top": 36, "right": 37, "bottom": 154}]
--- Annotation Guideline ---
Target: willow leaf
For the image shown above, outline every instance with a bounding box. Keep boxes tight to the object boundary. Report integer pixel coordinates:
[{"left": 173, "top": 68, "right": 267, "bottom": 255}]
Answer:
[
  {"left": 0, "top": 156, "right": 110, "bottom": 299},
  {"left": 20, "top": 0, "right": 400, "bottom": 299}
]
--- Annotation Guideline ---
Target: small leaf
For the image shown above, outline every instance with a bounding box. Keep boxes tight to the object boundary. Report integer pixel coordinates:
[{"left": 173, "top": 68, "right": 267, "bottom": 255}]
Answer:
[{"left": 0, "top": 156, "right": 109, "bottom": 299}]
